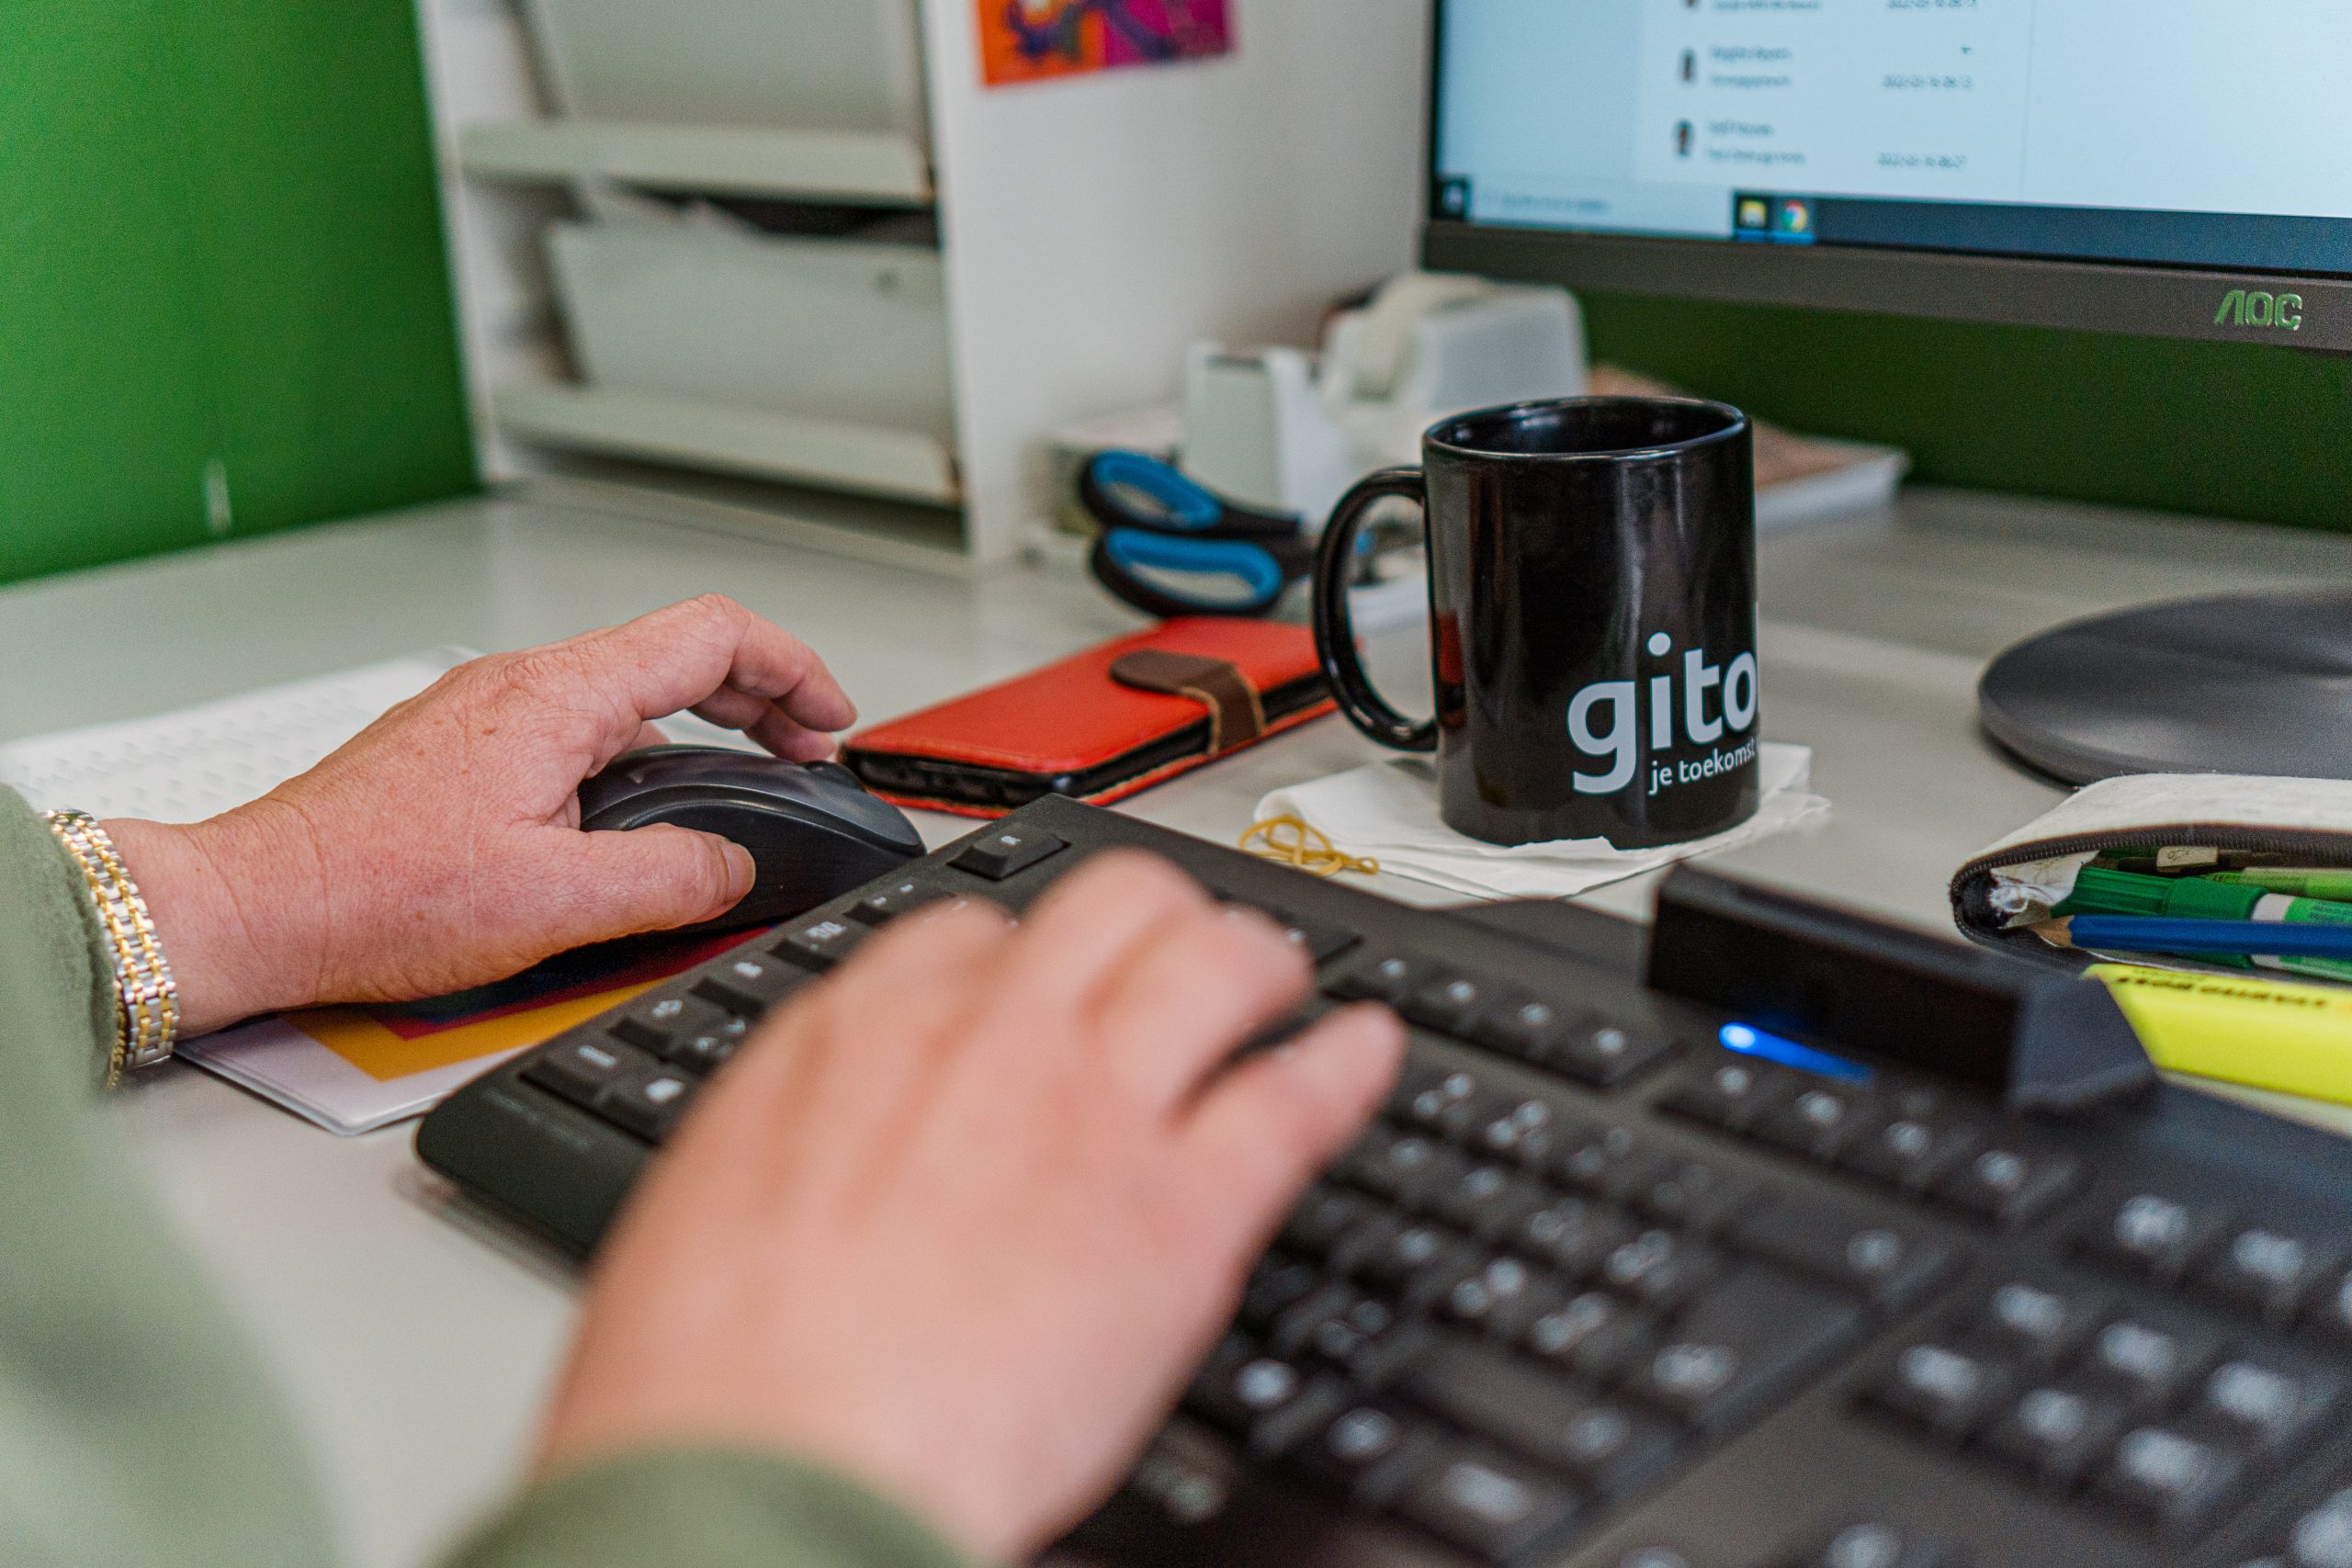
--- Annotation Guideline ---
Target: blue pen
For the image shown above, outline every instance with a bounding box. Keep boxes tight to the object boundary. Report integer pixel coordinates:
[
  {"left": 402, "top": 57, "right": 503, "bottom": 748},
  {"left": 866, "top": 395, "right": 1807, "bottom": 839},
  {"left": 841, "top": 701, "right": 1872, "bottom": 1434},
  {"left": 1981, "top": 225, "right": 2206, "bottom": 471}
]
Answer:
[{"left": 2057, "top": 915, "right": 2352, "bottom": 964}]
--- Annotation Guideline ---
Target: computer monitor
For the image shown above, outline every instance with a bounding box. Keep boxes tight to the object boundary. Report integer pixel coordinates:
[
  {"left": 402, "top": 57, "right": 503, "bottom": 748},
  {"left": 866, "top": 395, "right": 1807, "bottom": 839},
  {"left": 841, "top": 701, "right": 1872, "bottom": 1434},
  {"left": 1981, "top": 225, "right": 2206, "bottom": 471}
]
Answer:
[
  {"left": 1420, "top": 4, "right": 2352, "bottom": 785},
  {"left": 1424, "top": 4, "right": 2352, "bottom": 354}
]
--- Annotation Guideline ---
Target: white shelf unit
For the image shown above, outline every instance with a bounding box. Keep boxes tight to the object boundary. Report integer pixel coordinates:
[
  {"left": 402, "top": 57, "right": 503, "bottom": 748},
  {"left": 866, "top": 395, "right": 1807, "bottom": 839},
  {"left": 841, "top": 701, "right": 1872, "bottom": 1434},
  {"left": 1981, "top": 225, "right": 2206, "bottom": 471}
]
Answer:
[{"left": 440, "top": 0, "right": 1430, "bottom": 569}]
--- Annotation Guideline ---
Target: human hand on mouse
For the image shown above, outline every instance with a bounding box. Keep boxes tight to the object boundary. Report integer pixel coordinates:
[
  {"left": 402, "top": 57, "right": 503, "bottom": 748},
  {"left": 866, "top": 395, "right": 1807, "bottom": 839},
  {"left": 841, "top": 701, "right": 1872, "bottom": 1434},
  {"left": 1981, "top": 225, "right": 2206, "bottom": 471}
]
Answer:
[
  {"left": 537, "top": 852, "right": 1407, "bottom": 1562},
  {"left": 103, "top": 595, "right": 856, "bottom": 1035}
]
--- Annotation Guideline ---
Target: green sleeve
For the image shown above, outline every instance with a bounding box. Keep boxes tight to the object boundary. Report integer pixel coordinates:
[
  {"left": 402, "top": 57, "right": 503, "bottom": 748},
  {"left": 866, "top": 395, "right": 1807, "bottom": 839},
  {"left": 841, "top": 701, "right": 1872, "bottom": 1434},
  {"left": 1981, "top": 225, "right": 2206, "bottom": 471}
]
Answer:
[
  {"left": 0, "top": 789, "right": 117, "bottom": 1088},
  {"left": 440, "top": 1450, "right": 978, "bottom": 1568}
]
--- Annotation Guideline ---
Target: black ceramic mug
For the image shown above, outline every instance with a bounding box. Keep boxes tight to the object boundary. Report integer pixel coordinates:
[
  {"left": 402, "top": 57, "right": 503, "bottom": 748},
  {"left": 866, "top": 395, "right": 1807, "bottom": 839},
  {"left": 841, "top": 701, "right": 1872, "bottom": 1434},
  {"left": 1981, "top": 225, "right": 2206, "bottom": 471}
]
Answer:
[{"left": 1312, "top": 397, "right": 1760, "bottom": 849}]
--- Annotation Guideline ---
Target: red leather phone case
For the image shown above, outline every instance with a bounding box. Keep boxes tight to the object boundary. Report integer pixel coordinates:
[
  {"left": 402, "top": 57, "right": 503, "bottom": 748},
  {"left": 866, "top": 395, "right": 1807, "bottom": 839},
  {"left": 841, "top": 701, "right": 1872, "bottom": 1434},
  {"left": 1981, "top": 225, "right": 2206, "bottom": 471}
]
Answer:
[{"left": 843, "top": 618, "right": 1334, "bottom": 818}]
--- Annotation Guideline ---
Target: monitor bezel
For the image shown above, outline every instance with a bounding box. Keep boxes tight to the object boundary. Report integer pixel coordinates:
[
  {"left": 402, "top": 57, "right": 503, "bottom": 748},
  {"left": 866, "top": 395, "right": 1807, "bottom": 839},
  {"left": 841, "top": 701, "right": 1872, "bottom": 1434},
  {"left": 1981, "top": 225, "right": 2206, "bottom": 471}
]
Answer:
[{"left": 1421, "top": 10, "right": 2352, "bottom": 355}]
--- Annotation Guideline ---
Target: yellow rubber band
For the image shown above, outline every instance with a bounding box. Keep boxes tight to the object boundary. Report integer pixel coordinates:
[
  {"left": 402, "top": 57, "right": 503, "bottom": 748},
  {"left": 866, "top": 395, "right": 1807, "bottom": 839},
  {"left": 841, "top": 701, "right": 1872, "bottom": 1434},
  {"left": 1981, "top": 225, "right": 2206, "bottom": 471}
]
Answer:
[{"left": 1238, "top": 815, "right": 1380, "bottom": 879}]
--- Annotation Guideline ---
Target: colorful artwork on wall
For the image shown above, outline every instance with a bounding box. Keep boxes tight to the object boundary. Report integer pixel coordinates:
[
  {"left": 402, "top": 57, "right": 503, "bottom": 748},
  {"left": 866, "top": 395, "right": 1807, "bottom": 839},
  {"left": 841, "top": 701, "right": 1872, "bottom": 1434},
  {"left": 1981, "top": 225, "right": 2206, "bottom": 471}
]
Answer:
[{"left": 978, "top": 0, "right": 1235, "bottom": 88}]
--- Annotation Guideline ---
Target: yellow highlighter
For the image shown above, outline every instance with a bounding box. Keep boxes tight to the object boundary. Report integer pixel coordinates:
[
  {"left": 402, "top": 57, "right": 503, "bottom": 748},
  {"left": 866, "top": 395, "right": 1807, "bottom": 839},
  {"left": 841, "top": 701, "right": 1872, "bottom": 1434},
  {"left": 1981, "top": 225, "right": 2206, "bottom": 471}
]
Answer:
[{"left": 2091, "top": 964, "right": 2352, "bottom": 1109}]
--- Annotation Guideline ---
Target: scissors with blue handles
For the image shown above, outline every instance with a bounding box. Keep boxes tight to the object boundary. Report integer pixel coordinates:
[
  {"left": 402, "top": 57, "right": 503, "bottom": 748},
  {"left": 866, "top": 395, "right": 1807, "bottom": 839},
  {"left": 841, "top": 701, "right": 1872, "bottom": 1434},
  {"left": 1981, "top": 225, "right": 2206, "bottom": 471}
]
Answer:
[{"left": 1080, "top": 450, "right": 1313, "bottom": 620}]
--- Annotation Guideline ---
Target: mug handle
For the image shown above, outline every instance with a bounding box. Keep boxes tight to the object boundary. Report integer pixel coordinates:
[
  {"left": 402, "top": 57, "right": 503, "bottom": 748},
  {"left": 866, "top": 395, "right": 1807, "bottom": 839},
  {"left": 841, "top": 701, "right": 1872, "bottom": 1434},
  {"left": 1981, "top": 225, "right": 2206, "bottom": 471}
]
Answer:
[{"left": 1311, "top": 468, "right": 1439, "bottom": 753}]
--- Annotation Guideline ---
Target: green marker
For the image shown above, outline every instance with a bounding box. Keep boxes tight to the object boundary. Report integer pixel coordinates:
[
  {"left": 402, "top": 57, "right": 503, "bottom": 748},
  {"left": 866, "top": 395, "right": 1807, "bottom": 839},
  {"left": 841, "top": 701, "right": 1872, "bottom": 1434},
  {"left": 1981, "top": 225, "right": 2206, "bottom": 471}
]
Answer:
[
  {"left": 2208, "top": 868, "right": 2352, "bottom": 901},
  {"left": 2055, "top": 866, "right": 2352, "bottom": 982}
]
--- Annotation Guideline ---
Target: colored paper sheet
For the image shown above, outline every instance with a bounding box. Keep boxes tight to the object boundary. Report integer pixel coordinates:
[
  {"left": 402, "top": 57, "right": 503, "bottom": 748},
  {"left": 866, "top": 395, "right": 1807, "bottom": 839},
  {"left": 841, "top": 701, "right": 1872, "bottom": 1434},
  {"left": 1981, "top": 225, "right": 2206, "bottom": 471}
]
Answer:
[{"left": 978, "top": 0, "right": 1233, "bottom": 88}]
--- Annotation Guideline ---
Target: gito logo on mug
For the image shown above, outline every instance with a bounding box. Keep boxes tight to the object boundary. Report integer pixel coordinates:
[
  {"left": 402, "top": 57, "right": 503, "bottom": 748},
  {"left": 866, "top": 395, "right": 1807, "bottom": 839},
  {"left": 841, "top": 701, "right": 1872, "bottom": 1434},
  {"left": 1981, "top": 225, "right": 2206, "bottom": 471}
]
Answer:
[{"left": 1568, "top": 632, "right": 1760, "bottom": 798}]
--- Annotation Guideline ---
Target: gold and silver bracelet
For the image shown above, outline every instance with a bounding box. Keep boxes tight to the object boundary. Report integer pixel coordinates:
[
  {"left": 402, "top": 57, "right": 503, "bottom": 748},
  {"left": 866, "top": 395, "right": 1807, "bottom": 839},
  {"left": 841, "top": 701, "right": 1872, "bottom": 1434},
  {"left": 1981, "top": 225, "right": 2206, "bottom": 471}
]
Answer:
[{"left": 43, "top": 809, "right": 180, "bottom": 1089}]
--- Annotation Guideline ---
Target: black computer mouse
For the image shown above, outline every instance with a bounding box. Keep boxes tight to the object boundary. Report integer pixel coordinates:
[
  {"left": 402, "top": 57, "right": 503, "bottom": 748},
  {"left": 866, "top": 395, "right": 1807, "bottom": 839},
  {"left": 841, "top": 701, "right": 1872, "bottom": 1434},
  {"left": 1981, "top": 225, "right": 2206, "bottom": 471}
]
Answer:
[{"left": 578, "top": 746, "right": 924, "bottom": 936}]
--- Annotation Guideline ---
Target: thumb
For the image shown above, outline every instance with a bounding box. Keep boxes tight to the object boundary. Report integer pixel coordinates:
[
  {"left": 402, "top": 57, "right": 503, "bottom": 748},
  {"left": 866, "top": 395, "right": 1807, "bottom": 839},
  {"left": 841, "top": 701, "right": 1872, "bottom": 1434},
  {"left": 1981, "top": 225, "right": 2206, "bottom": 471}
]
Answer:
[{"left": 557, "top": 825, "right": 758, "bottom": 944}]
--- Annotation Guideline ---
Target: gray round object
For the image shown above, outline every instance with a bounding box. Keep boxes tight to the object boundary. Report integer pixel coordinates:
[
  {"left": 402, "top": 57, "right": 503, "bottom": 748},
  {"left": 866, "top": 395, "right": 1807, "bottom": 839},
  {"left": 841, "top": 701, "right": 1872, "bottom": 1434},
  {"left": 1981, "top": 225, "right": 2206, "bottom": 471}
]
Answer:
[{"left": 1978, "top": 589, "right": 2352, "bottom": 784}]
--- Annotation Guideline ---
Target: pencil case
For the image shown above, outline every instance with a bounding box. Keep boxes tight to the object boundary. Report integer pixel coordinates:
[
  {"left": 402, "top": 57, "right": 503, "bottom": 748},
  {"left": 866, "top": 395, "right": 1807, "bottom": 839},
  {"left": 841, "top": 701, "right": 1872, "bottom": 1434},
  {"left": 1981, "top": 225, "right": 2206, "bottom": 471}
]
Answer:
[
  {"left": 842, "top": 617, "right": 1335, "bottom": 818},
  {"left": 1950, "top": 772, "right": 2352, "bottom": 981}
]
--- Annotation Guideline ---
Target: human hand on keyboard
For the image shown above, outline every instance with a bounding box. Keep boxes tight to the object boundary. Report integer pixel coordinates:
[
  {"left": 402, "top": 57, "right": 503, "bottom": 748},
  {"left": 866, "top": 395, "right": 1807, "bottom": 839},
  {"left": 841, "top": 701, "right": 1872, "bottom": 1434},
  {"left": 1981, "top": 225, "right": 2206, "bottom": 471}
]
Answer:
[
  {"left": 102, "top": 596, "right": 856, "bottom": 1034},
  {"left": 533, "top": 850, "right": 1405, "bottom": 1560}
]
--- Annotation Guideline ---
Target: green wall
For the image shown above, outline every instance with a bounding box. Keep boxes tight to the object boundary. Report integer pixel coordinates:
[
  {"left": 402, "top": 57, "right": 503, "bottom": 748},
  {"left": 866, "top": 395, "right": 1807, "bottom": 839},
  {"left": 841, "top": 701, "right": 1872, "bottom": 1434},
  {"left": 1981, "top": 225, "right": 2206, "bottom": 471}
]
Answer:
[
  {"left": 1582, "top": 294, "right": 2350, "bottom": 535},
  {"left": 0, "top": 0, "right": 476, "bottom": 586}
]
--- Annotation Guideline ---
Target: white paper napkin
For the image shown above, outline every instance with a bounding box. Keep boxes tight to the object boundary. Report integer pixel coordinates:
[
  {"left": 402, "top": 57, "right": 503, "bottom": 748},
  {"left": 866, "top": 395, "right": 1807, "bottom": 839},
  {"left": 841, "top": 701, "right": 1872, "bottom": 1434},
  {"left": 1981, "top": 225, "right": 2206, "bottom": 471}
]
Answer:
[{"left": 1257, "top": 743, "right": 1829, "bottom": 901}]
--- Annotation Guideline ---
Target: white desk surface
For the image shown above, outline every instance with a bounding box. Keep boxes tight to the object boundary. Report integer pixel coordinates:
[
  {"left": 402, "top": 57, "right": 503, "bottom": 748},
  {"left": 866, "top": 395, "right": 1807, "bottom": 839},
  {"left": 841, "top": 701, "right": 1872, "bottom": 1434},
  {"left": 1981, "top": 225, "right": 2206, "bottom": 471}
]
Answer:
[{"left": 4, "top": 479, "right": 2350, "bottom": 1567}]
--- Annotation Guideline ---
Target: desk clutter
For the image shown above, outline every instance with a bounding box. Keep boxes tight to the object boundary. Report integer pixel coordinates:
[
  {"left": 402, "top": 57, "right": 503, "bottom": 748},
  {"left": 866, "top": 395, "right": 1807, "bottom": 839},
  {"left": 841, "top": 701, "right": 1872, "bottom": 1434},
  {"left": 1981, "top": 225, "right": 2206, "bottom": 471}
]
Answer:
[
  {"left": 1954, "top": 773, "right": 2352, "bottom": 1112},
  {"left": 420, "top": 793, "right": 2352, "bottom": 1568}
]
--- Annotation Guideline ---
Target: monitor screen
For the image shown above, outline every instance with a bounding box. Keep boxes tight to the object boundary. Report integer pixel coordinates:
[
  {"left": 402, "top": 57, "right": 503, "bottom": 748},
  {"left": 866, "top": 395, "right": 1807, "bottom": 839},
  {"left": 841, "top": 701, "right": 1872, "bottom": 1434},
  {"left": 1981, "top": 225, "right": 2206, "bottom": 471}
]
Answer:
[{"left": 1430, "top": 1, "right": 2352, "bottom": 335}]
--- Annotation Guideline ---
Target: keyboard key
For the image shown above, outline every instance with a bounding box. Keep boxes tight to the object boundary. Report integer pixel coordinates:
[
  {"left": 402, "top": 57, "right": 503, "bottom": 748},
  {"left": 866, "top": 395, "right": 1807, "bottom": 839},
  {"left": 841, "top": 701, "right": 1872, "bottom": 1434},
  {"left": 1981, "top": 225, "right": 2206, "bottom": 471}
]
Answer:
[
  {"left": 773, "top": 916, "right": 867, "bottom": 972},
  {"left": 1750, "top": 1081, "right": 1878, "bottom": 1161},
  {"left": 1392, "top": 1446, "right": 1581, "bottom": 1563},
  {"left": 1470, "top": 995, "right": 1577, "bottom": 1063},
  {"left": 1597, "top": 1229, "right": 1724, "bottom": 1313},
  {"left": 1436, "top": 1254, "right": 1564, "bottom": 1342},
  {"left": 1524, "top": 1291, "right": 1657, "bottom": 1382},
  {"left": 1931, "top": 1142, "right": 2080, "bottom": 1226},
  {"left": 1293, "top": 1404, "right": 1436, "bottom": 1503},
  {"left": 2291, "top": 1489, "right": 2352, "bottom": 1568},
  {"left": 2096, "top": 1425, "right": 2245, "bottom": 1535},
  {"left": 1961, "top": 1279, "right": 2109, "bottom": 1371},
  {"left": 596, "top": 1068, "right": 696, "bottom": 1141},
  {"left": 1731, "top": 1197, "right": 1962, "bottom": 1312},
  {"left": 1981, "top": 1383, "right": 2132, "bottom": 1488},
  {"left": 1239, "top": 1254, "right": 1329, "bottom": 1332},
  {"left": 950, "top": 827, "right": 1068, "bottom": 881},
  {"left": 1185, "top": 1337, "right": 1343, "bottom": 1452},
  {"left": 850, "top": 877, "right": 950, "bottom": 926},
  {"left": 2198, "top": 1227, "right": 2338, "bottom": 1325},
  {"left": 1518, "top": 1197, "right": 1637, "bottom": 1279},
  {"left": 2314, "top": 1269, "right": 2352, "bottom": 1348},
  {"left": 1325, "top": 952, "right": 1422, "bottom": 1006},
  {"left": 1397, "top": 1340, "right": 1679, "bottom": 1498},
  {"left": 524, "top": 1037, "right": 655, "bottom": 1111},
  {"left": 1425, "top": 1166, "right": 1554, "bottom": 1244},
  {"left": 2188, "top": 1357, "right": 2341, "bottom": 1455},
  {"left": 1789, "top": 1521, "right": 1966, "bottom": 1568},
  {"left": 1399, "top": 970, "right": 1498, "bottom": 1038},
  {"left": 1863, "top": 1341, "right": 2016, "bottom": 1439},
  {"left": 2078, "top": 1317, "right": 2220, "bottom": 1413},
  {"left": 1623, "top": 1157, "right": 1759, "bottom": 1238},
  {"left": 607, "top": 992, "right": 703, "bottom": 1052},
  {"left": 1837, "top": 1110, "right": 1983, "bottom": 1193},
  {"left": 2079, "top": 1190, "right": 2231, "bottom": 1284},
  {"left": 1550, "top": 1017, "right": 1677, "bottom": 1089},
  {"left": 1630, "top": 1267, "right": 1864, "bottom": 1432},
  {"left": 695, "top": 952, "right": 812, "bottom": 1012},
  {"left": 1282, "top": 1184, "right": 1379, "bottom": 1259},
  {"left": 1554, "top": 1123, "right": 1663, "bottom": 1200},
  {"left": 1338, "top": 1128, "right": 1470, "bottom": 1211},
  {"left": 1355, "top": 1224, "right": 1483, "bottom": 1312},
  {"left": 1250, "top": 906, "right": 1360, "bottom": 965},
  {"left": 1389, "top": 1068, "right": 1497, "bottom": 1142},
  {"left": 662, "top": 1005, "right": 752, "bottom": 1072},
  {"left": 1656, "top": 1058, "right": 1799, "bottom": 1134},
  {"left": 1280, "top": 1291, "right": 1429, "bottom": 1385},
  {"left": 1463, "top": 1094, "right": 1567, "bottom": 1168}
]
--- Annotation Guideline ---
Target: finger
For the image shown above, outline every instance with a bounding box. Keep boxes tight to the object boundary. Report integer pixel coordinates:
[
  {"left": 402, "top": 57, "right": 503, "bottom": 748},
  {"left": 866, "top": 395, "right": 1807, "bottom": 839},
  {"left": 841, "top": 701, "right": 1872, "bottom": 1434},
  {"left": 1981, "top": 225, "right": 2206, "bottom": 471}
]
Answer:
[
  {"left": 629, "top": 721, "right": 671, "bottom": 751},
  {"left": 1179, "top": 1004, "right": 1404, "bottom": 1245},
  {"left": 1091, "top": 903, "right": 1313, "bottom": 1111},
  {"left": 596, "top": 596, "right": 857, "bottom": 738},
  {"left": 685, "top": 900, "right": 1014, "bottom": 1195},
  {"left": 990, "top": 851, "right": 1214, "bottom": 1021},
  {"left": 538, "top": 825, "right": 755, "bottom": 950}
]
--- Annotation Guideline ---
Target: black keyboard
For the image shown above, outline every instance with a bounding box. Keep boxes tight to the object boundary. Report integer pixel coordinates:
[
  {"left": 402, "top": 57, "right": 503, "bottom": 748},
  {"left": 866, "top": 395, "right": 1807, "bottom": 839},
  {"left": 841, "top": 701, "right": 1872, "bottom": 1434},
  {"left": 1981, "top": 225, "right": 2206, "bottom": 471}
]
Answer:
[{"left": 417, "top": 796, "right": 2352, "bottom": 1568}]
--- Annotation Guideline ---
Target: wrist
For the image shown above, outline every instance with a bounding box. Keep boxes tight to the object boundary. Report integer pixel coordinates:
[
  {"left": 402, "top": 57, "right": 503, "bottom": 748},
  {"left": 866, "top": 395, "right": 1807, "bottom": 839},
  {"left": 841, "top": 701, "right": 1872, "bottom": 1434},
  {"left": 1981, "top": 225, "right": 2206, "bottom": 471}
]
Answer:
[{"left": 104, "top": 806, "right": 325, "bottom": 1036}]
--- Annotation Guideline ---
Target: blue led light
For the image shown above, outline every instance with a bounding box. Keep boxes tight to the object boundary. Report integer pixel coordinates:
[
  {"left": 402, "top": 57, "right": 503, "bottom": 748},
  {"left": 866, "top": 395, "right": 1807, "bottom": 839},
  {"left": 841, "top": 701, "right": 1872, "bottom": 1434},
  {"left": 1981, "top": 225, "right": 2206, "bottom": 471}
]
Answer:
[{"left": 1717, "top": 1021, "right": 1873, "bottom": 1082}]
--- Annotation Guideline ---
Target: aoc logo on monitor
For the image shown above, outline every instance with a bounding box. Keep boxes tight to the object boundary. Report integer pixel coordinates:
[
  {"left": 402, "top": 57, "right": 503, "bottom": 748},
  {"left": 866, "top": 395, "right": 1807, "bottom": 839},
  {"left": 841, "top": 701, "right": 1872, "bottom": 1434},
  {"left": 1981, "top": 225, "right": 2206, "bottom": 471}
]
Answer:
[{"left": 2216, "top": 288, "right": 2304, "bottom": 332}]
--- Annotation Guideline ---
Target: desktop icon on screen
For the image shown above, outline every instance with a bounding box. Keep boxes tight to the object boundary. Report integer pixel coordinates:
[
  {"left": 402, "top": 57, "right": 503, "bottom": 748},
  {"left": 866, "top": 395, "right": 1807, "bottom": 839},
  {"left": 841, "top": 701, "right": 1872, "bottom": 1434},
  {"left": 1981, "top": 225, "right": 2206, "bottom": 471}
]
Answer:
[
  {"left": 1774, "top": 198, "right": 1815, "bottom": 242},
  {"left": 1735, "top": 196, "right": 1772, "bottom": 234}
]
